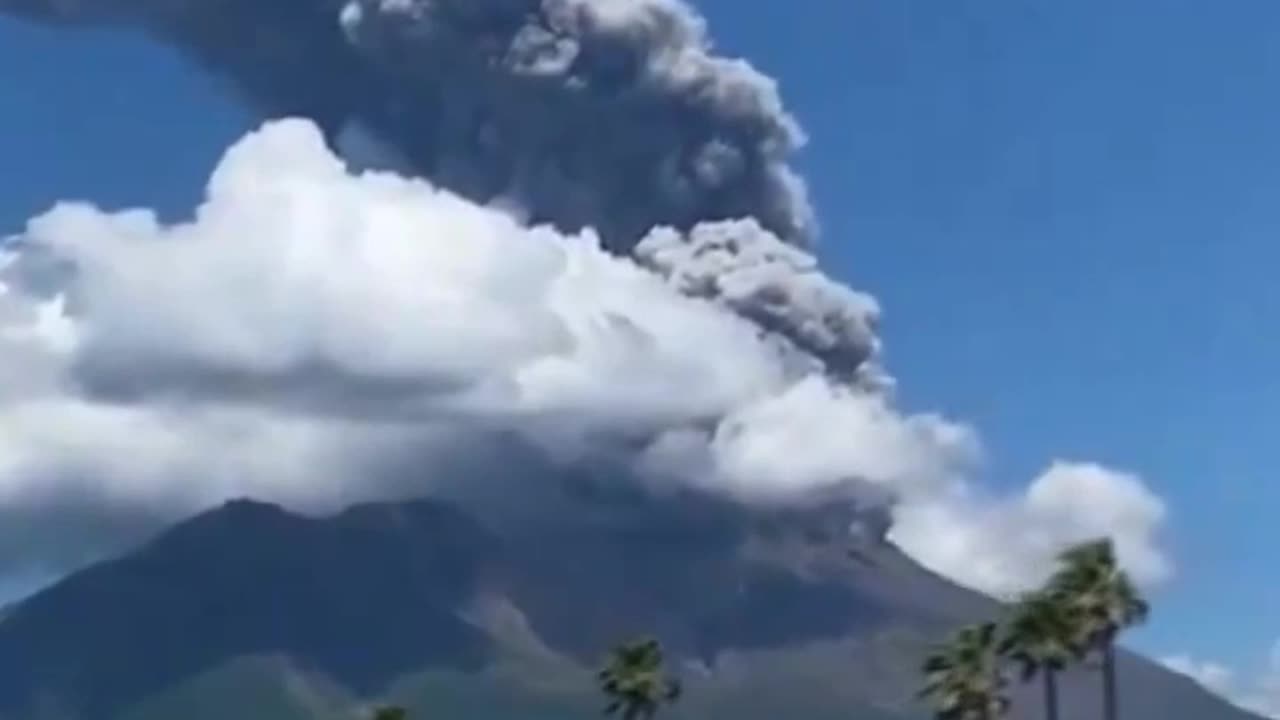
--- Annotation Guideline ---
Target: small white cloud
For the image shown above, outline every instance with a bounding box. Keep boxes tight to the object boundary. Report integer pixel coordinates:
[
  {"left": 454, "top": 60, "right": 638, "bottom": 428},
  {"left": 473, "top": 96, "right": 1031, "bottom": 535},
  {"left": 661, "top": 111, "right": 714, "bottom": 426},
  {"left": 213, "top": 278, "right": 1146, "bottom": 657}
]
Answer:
[
  {"left": 1162, "top": 654, "right": 1237, "bottom": 697},
  {"left": 1162, "top": 647, "right": 1280, "bottom": 719},
  {"left": 890, "top": 461, "right": 1171, "bottom": 597},
  {"left": 1160, "top": 641, "right": 1280, "bottom": 719}
]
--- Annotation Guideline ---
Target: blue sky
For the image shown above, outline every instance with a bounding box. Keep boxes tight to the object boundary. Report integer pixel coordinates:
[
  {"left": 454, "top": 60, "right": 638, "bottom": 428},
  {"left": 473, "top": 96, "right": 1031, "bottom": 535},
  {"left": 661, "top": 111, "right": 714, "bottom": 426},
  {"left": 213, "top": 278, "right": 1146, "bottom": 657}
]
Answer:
[{"left": 0, "top": 0, "right": 1276, "bottom": 681}]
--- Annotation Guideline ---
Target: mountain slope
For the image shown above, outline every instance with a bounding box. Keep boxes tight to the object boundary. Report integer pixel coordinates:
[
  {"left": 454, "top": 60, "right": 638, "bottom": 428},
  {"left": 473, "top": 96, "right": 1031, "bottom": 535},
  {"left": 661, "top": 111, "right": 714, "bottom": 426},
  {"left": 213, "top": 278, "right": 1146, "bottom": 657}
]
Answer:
[{"left": 0, "top": 495, "right": 1255, "bottom": 720}]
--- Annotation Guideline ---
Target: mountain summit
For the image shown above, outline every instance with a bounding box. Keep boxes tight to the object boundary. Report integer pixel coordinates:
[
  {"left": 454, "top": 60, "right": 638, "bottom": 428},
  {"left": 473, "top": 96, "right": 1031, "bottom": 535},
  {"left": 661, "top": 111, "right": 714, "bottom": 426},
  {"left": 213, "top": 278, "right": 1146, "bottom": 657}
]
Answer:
[{"left": 0, "top": 495, "right": 1252, "bottom": 720}]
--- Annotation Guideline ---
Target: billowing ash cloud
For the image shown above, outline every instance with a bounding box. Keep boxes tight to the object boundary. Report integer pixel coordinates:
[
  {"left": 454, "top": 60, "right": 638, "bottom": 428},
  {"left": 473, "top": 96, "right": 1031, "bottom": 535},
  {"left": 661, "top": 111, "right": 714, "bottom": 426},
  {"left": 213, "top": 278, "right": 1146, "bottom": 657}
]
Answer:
[
  {"left": 0, "top": 0, "right": 1170, "bottom": 598},
  {"left": 635, "top": 220, "right": 884, "bottom": 383},
  {"left": 1, "top": 0, "right": 812, "bottom": 252}
]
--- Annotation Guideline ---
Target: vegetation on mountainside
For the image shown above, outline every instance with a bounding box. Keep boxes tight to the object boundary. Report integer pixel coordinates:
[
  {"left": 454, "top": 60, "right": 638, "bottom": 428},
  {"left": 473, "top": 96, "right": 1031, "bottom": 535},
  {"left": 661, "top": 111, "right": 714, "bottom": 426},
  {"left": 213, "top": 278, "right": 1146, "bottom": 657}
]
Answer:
[
  {"left": 363, "top": 638, "right": 685, "bottom": 720},
  {"left": 362, "top": 539, "right": 1145, "bottom": 720},
  {"left": 361, "top": 539, "right": 1146, "bottom": 720}
]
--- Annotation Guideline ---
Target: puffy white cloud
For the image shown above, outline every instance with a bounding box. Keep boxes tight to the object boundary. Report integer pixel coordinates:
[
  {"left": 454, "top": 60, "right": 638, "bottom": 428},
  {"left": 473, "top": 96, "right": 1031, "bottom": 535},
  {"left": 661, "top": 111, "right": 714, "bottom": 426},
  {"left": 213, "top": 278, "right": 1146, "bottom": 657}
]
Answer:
[
  {"left": 0, "top": 118, "right": 1171, "bottom": 599},
  {"left": 890, "top": 461, "right": 1171, "bottom": 597},
  {"left": 635, "top": 376, "right": 980, "bottom": 508},
  {"left": 1162, "top": 655, "right": 1237, "bottom": 696},
  {"left": 0, "top": 119, "right": 949, "bottom": 571},
  {"left": 10, "top": 120, "right": 802, "bottom": 427}
]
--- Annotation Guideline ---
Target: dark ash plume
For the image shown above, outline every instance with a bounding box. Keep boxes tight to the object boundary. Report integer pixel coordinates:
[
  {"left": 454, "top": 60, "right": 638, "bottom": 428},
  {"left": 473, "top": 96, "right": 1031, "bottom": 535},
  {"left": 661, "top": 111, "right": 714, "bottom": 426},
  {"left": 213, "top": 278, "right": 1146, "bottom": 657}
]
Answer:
[
  {"left": 2, "top": 0, "right": 813, "bottom": 252},
  {"left": 636, "top": 219, "right": 883, "bottom": 382}
]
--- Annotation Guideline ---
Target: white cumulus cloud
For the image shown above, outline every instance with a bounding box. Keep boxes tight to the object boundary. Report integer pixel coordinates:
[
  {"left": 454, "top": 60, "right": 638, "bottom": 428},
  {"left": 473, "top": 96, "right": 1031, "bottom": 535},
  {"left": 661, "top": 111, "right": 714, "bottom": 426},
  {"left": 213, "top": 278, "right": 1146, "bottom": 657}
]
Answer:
[
  {"left": 1162, "top": 655, "right": 1237, "bottom": 696},
  {"left": 0, "top": 119, "right": 1171, "bottom": 599},
  {"left": 890, "top": 461, "right": 1171, "bottom": 597}
]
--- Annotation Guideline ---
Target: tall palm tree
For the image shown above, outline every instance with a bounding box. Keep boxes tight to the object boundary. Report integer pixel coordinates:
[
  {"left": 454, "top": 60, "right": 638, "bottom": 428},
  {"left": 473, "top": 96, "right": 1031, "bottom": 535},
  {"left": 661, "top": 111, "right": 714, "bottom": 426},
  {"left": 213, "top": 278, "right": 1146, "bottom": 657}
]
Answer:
[
  {"left": 597, "top": 638, "right": 682, "bottom": 720},
  {"left": 371, "top": 706, "right": 407, "bottom": 720},
  {"left": 920, "top": 621, "right": 1011, "bottom": 720},
  {"left": 998, "top": 591, "right": 1079, "bottom": 720},
  {"left": 1048, "top": 539, "right": 1149, "bottom": 720}
]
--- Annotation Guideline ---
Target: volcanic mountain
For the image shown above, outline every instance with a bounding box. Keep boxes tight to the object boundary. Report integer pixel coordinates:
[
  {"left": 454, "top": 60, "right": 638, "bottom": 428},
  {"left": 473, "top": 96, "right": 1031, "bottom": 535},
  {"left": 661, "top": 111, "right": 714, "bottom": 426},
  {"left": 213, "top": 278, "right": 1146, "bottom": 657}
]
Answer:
[{"left": 0, "top": 491, "right": 1254, "bottom": 720}]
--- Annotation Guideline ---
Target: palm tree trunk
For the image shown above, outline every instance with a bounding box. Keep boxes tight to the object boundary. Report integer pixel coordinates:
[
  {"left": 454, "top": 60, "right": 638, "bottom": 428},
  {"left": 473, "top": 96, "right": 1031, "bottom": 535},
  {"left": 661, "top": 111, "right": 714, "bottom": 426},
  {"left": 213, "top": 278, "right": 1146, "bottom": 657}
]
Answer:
[
  {"left": 1102, "top": 642, "right": 1119, "bottom": 720},
  {"left": 1044, "top": 669, "right": 1060, "bottom": 720}
]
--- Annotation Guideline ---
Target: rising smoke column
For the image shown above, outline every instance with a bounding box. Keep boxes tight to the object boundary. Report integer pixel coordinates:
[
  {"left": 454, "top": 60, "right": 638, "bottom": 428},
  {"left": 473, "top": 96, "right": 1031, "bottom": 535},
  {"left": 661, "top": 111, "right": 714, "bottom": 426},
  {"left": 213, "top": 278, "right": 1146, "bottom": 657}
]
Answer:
[
  {"left": 2, "top": 0, "right": 813, "bottom": 249},
  {"left": 635, "top": 219, "right": 885, "bottom": 383}
]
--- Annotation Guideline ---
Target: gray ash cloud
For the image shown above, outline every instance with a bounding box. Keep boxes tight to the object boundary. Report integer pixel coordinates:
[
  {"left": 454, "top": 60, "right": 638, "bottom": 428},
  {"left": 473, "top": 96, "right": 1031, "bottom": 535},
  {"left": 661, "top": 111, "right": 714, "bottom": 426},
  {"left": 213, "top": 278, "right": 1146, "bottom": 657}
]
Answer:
[
  {"left": 636, "top": 219, "right": 884, "bottom": 383},
  {"left": 4, "top": 0, "right": 813, "bottom": 252}
]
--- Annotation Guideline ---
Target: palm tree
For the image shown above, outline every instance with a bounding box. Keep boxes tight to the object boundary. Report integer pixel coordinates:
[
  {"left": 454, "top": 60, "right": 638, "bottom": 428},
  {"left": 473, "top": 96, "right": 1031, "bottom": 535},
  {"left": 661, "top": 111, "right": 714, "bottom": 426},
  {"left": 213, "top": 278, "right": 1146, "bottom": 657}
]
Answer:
[
  {"left": 998, "top": 591, "right": 1079, "bottom": 720},
  {"left": 597, "top": 638, "right": 682, "bottom": 720},
  {"left": 371, "top": 706, "right": 407, "bottom": 720},
  {"left": 920, "top": 621, "right": 1011, "bottom": 720},
  {"left": 1048, "top": 538, "right": 1149, "bottom": 720}
]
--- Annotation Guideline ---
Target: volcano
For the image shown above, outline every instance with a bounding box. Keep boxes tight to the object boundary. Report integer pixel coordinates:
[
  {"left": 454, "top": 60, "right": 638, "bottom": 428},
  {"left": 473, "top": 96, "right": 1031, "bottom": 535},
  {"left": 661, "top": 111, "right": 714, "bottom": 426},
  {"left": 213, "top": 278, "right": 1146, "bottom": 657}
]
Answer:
[{"left": 0, "top": 492, "right": 1253, "bottom": 720}]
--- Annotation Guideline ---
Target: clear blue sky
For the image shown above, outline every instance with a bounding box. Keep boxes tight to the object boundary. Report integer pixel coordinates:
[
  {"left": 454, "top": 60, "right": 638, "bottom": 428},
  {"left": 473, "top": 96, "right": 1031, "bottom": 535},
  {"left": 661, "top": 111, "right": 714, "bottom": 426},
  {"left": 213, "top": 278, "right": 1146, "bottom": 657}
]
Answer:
[{"left": 1, "top": 0, "right": 1277, "bottom": 676}]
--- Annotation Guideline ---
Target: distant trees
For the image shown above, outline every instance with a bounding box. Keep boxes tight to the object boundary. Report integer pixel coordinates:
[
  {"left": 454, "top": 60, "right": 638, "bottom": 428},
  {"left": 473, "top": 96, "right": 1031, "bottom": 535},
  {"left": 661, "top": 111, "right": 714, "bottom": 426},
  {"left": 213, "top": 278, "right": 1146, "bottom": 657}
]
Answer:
[
  {"left": 920, "top": 537, "right": 1149, "bottom": 720},
  {"left": 598, "top": 638, "right": 682, "bottom": 720},
  {"left": 364, "top": 638, "right": 684, "bottom": 720}
]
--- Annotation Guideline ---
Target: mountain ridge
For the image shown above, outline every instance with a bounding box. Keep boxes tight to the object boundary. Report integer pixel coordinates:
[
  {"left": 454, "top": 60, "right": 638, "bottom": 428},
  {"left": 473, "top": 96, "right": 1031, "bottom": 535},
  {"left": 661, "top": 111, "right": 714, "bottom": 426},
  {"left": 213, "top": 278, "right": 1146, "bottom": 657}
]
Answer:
[{"left": 0, "top": 495, "right": 1256, "bottom": 720}]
